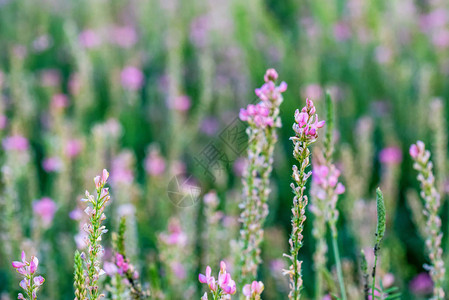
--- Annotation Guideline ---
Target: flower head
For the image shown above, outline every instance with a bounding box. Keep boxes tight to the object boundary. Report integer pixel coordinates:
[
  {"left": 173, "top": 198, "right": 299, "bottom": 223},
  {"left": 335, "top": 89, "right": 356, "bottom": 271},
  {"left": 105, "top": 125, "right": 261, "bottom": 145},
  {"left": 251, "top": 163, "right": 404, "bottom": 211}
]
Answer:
[
  {"left": 121, "top": 66, "right": 144, "bottom": 91},
  {"left": 292, "top": 99, "right": 325, "bottom": 141},
  {"left": 33, "top": 197, "right": 57, "bottom": 227},
  {"left": 242, "top": 281, "right": 264, "bottom": 299},
  {"left": 199, "top": 261, "right": 236, "bottom": 297},
  {"left": 12, "top": 252, "right": 45, "bottom": 299}
]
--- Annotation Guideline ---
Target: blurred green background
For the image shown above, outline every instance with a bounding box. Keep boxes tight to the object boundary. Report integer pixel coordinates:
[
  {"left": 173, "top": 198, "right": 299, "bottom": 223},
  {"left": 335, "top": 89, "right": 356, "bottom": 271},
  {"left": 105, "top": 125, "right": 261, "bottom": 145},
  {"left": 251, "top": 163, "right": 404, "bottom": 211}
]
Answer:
[{"left": 0, "top": 0, "right": 448, "bottom": 299}]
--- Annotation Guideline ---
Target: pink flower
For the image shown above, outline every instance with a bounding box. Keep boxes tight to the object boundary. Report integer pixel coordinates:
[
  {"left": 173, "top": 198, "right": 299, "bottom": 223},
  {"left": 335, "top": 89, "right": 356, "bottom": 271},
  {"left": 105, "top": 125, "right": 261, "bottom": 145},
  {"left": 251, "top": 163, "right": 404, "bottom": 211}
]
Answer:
[
  {"left": 168, "top": 95, "right": 191, "bottom": 111},
  {"left": 302, "top": 84, "right": 323, "bottom": 100},
  {"left": 144, "top": 148, "right": 166, "bottom": 176},
  {"left": 111, "top": 152, "right": 134, "bottom": 185},
  {"left": 379, "top": 147, "right": 403, "bottom": 165},
  {"left": 79, "top": 29, "right": 102, "bottom": 49},
  {"left": 242, "top": 281, "right": 264, "bottom": 298},
  {"left": 333, "top": 22, "right": 351, "bottom": 41},
  {"left": 94, "top": 169, "right": 109, "bottom": 189},
  {"left": 33, "top": 197, "right": 57, "bottom": 227},
  {"left": 64, "top": 139, "right": 83, "bottom": 158},
  {"left": 0, "top": 115, "right": 6, "bottom": 130},
  {"left": 239, "top": 103, "right": 274, "bottom": 127},
  {"left": 39, "top": 69, "right": 61, "bottom": 87},
  {"left": 109, "top": 26, "right": 138, "bottom": 48},
  {"left": 264, "top": 68, "right": 278, "bottom": 82},
  {"left": 51, "top": 93, "right": 69, "bottom": 109},
  {"left": 2, "top": 135, "right": 29, "bottom": 151},
  {"left": 199, "top": 266, "right": 212, "bottom": 284},
  {"left": 410, "top": 272, "right": 433, "bottom": 295},
  {"left": 292, "top": 99, "right": 325, "bottom": 140},
  {"left": 199, "top": 261, "right": 236, "bottom": 296},
  {"left": 120, "top": 66, "right": 144, "bottom": 91},
  {"left": 409, "top": 141, "right": 425, "bottom": 159},
  {"left": 42, "top": 156, "right": 62, "bottom": 172}
]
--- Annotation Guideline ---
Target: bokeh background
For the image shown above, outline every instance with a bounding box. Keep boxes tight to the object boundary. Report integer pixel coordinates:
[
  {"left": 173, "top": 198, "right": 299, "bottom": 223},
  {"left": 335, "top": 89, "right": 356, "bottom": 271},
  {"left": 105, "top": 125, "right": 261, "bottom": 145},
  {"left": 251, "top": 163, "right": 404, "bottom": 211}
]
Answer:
[{"left": 0, "top": 0, "right": 448, "bottom": 299}]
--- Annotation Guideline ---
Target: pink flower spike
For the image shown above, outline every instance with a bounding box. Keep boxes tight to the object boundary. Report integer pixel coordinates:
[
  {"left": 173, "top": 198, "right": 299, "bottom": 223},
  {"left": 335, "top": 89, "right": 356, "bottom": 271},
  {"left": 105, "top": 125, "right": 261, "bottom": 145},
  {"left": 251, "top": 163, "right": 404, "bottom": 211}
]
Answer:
[{"left": 21, "top": 251, "right": 26, "bottom": 262}]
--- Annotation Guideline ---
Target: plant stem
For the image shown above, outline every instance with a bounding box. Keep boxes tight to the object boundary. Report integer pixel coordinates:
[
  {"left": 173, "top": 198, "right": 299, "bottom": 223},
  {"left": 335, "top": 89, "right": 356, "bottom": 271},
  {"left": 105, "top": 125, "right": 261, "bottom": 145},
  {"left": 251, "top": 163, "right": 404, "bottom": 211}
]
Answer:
[
  {"left": 371, "top": 244, "right": 379, "bottom": 300},
  {"left": 331, "top": 230, "right": 347, "bottom": 300}
]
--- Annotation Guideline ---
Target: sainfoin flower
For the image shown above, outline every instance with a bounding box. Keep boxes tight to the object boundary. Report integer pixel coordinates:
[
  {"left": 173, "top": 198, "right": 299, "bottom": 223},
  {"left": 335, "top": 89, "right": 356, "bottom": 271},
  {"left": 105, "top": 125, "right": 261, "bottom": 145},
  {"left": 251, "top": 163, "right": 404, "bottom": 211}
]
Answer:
[
  {"left": 33, "top": 197, "right": 57, "bottom": 227},
  {"left": 199, "top": 261, "right": 236, "bottom": 298},
  {"left": 121, "top": 66, "right": 144, "bottom": 91},
  {"left": 379, "top": 146, "right": 403, "bottom": 164},
  {"left": 144, "top": 147, "right": 166, "bottom": 176},
  {"left": 292, "top": 98, "right": 325, "bottom": 140},
  {"left": 237, "top": 68, "right": 287, "bottom": 284},
  {"left": 12, "top": 251, "right": 45, "bottom": 300},
  {"left": 242, "top": 281, "right": 264, "bottom": 299},
  {"left": 2, "top": 135, "right": 29, "bottom": 151},
  {"left": 410, "top": 141, "right": 445, "bottom": 299}
]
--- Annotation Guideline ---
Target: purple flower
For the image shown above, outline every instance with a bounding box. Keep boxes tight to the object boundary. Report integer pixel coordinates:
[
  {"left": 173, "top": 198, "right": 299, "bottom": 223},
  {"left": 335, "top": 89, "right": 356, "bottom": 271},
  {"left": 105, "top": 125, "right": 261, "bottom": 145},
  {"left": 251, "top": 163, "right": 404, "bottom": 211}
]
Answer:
[
  {"left": 168, "top": 95, "right": 191, "bottom": 111},
  {"left": 33, "top": 197, "right": 57, "bottom": 226},
  {"left": 379, "top": 147, "right": 403, "bottom": 165},
  {"left": 39, "top": 69, "right": 61, "bottom": 87},
  {"left": 79, "top": 29, "right": 102, "bottom": 49},
  {"left": 109, "top": 26, "right": 138, "bottom": 48},
  {"left": 64, "top": 139, "right": 83, "bottom": 158},
  {"left": 42, "top": 156, "right": 62, "bottom": 172},
  {"left": 410, "top": 272, "right": 433, "bottom": 295},
  {"left": 144, "top": 148, "right": 166, "bottom": 176},
  {"left": 2, "top": 135, "right": 29, "bottom": 151},
  {"left": 51, "top": 93, "right": 69, "bottom": 109},
  {"left": 120, "top": 66, "right": 144, "bottom": 91},
  {"left": 242, "top": 281, "right": 264, "bottom": 298},
  {"left": 302, "top": 84, "right": 323, "bottom": 100}
]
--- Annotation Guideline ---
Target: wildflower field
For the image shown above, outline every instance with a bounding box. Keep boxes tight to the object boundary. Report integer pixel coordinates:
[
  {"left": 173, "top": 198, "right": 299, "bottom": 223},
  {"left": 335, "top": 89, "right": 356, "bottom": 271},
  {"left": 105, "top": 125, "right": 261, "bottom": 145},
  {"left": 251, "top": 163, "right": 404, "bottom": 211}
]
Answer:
[{"left": 1, "top": 0, "right": 449, "bottom": 299}]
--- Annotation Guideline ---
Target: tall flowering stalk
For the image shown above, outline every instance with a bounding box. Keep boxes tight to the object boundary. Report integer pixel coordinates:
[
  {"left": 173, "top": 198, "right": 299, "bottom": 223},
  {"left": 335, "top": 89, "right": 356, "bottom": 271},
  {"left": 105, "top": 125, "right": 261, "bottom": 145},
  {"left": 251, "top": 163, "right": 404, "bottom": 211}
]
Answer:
[
  {"left": 283, "top": 99, "right": 324, "bottom": 299},
  {"left": 76, "top": 169, "right": 111, "bottom": 299},
  {"left": 11, "top": 251, "right": 45, "bottom": 300},
  {"left": 410, "top": 141, "right": 445, "bottom": 300},
  {"left": 237, "top": 68, "right": 286, "bottom": 284}
]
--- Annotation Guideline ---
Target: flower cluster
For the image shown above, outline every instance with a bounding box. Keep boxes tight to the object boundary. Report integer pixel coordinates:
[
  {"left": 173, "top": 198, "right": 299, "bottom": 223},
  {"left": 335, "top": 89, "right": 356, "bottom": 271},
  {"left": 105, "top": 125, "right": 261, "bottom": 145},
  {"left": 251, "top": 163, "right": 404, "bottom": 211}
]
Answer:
[
  {"left": 237, "top": 68, "right": 286, "bottom": 285},
  {"left": 242, "top": 281, "right": 264, "bottom": 300},
  {"left": 312, "top": 162, "right": 345, "bottom": 228},
  {"left": 239, "top": 103, "right": 273, "bottom": 127},
  {"left": 284, "top": 99, "right": 324, "bottom": 299},
  {"left": 12, "top": 251, "right": 45, "bottom": 300},
  {"left": 199, "top": 261, "right": 236, "bottom": 299},
  {"left": 77, "top": 169, "right": 111, "bottom": 299},
  {"left": 410, "top": 141, "right": 445, "bottom": 300},
  {"left": 292, "top": 99, "right": 325, "bottom": 141}
]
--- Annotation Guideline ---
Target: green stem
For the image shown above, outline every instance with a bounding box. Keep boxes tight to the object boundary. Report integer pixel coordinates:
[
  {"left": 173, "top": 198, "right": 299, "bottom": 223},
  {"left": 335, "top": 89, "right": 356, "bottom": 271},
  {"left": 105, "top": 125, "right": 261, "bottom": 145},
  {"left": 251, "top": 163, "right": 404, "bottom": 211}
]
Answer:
[
  {"left": 371, "top": 245, "right": 379, "bottom": 300},
  {"left": 331, "top": 230, "right": 347, "bottom": 300}
]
